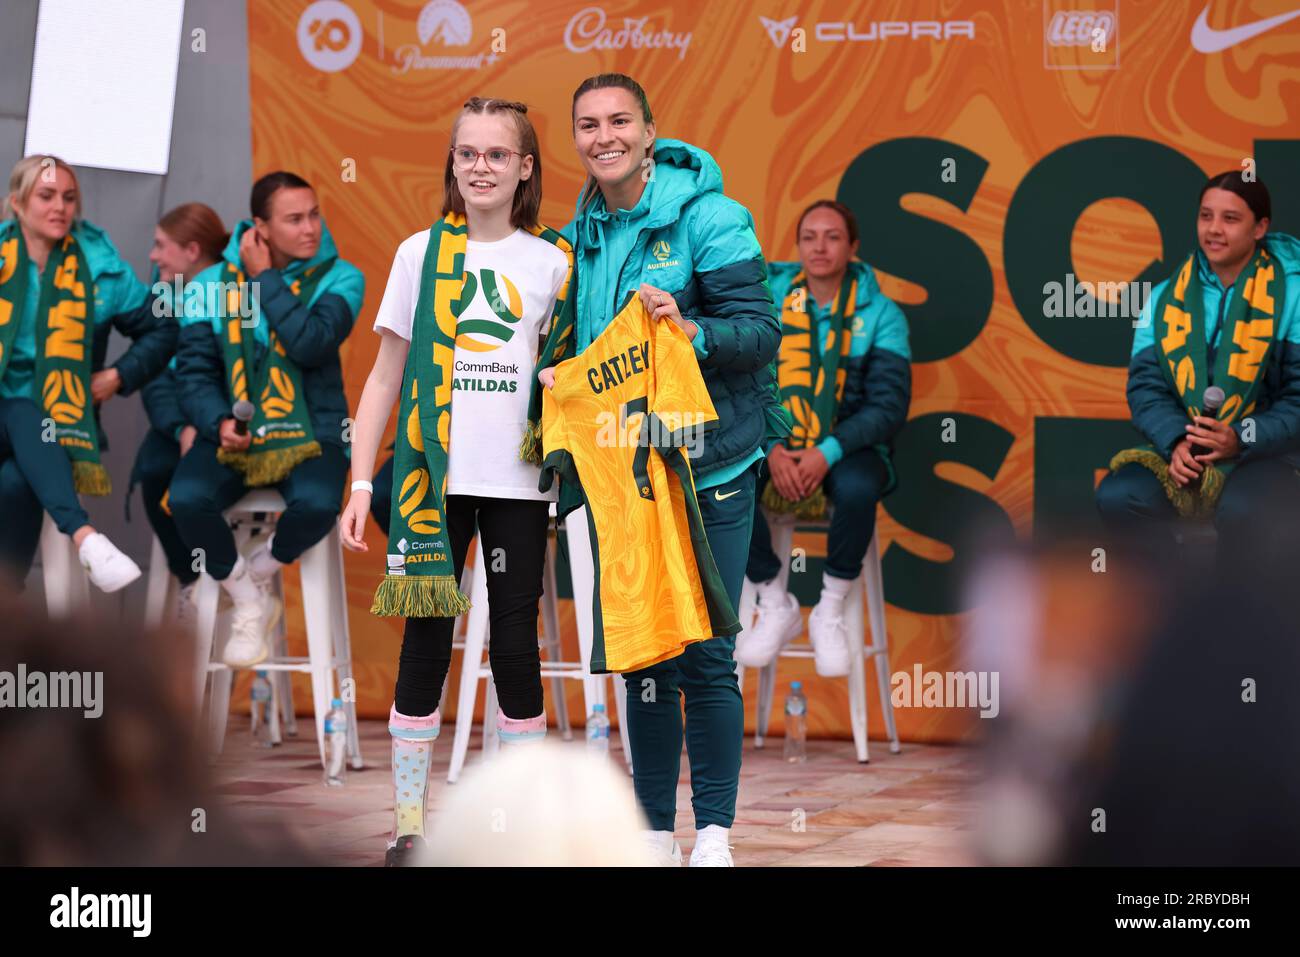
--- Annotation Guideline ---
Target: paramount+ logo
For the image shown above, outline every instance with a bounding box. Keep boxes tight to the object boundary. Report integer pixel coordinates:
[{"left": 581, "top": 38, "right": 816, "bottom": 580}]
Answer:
[{"left": 453, "top": 268, "right": 523, "bottom": 353}]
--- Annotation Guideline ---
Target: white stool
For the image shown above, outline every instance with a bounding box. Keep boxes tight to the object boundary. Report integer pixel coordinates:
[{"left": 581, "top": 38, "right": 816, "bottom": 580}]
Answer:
[
  {"left": 192, "top": 490, "right": 361, "bottom": 770},
  {"left": 447, "top": 505, "right": 631, "bottom": 783},
  {"left": 142, "top": 534, "right": 173, "bottom": 631},
  {"left": 144, "top": 531, "right": 298, "bottom": 741},
  {"left": 735, "top": 512, "right": 901, "bottom": 763},
  {"left": 38, "top": 513, "right": 91, "bottom": 618}
]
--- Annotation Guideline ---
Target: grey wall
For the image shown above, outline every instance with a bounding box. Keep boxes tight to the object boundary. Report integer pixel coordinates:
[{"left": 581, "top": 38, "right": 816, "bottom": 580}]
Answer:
[{"left": 1, "top": 0, "right": 252, "bottom": 619}]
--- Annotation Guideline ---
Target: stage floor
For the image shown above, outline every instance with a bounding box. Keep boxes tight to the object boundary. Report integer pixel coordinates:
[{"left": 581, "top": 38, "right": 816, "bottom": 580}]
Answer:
[{"left": 212, "top": 718, "right": 980, "bottom": 866}]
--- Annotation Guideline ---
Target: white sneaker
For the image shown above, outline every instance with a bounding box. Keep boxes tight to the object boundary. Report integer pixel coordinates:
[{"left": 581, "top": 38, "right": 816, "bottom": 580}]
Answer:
[
  {"left": 641, "top": 829, "right": 683, "bottom": 867},
  {"left": 222, "top": 589, "right": 282, "bottom": 668},
  {"left": 807, "top": 600, "right": 852, "bottom": 677},
  {"left": 78, "top": 532, "right": 142, "bottom": 593},
  {"left": 689, "top": 825, "right": 734, "bottom": 867},
  {"left": 735, "top": 582, "right": 802, "bottom": 668},
  {"left": 245, "top": 533, "right": 282, "bottom": 584}
]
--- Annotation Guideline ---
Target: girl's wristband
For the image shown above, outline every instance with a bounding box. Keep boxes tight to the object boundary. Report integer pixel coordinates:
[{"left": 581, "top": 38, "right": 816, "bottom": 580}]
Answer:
[{"left": 350, "top": 480, "right": 374, "bottom": 494}]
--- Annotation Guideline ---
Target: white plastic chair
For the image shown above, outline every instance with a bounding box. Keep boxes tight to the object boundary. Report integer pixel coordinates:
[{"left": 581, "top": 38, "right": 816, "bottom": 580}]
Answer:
[
  {"left": 144, "top": 532, "right": 297, "bottom": 740},
  {"left": 735, "top": 512, "right": 901, "bottom": 763},
  {"left": 447, "top": 505, "right": 632, "bottom": 783},
  {"left": 38, "top": 513, "right": 91, "bottom": 618},
  {"left": 191, "top": 489, "right": 362, "bottom": 770}
]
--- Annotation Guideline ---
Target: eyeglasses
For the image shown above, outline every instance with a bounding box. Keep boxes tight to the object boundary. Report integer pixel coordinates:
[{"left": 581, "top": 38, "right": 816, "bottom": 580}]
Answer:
[{"left": 450, "top": 146, "right": 523, "bottom": 171}]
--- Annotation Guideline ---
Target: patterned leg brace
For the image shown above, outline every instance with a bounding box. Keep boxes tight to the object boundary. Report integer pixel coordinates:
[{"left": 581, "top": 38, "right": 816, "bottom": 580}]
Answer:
[
  {"left": 389, "top": 703, "right": 440, "bottom": 841},
  {"left": 496, "top": 707, "right": 546, "bottom": 746}
]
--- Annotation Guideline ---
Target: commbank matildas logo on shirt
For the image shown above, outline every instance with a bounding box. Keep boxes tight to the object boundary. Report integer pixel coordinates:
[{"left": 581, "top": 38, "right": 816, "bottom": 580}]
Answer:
[{"left": 453, "top": 268, "right": 524, "bottom": 353}]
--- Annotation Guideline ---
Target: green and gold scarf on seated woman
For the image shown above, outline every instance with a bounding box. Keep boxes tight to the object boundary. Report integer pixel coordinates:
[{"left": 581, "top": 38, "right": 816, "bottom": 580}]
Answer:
[
  {"left": 212, "top": 258, "right": 329, "bottom": 486},
  {"left": 762, "top": 268, "right": 857, "bottom": 520},
  {"left": 371, "top": 213, "right": 576, "bottom": 618},
  {"left": 1110, "top": 244, "right": 1285, "bottom": 517},
  {"left": 0, "top": 224, "right": 109, "bottom": 494}
]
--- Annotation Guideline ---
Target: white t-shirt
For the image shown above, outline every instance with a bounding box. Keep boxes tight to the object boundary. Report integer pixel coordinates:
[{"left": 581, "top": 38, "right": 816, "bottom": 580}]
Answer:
[{"left": 374, "top": 227, "right": 568, "bottom": 501}]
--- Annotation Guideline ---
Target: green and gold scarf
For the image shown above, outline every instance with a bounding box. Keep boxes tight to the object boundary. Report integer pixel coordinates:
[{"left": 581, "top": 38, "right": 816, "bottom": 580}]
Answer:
[
  {"left": 761, "top": 268, "right": 857, "bottom": 520},
  {"left": 213, "top": 259, "right": 328, "bottom": 486},
  {"left": 520, "top": 227, "right": 577, "bottom": 464},
  {"left": 371, "top": 214, "right": 575, "bottom": 618},
  {"left": 1111, "top": 244, "right": 1285, "bottom": 516},
  {"left": 0, "top": 226, "right": 109, "bottom": 494}
]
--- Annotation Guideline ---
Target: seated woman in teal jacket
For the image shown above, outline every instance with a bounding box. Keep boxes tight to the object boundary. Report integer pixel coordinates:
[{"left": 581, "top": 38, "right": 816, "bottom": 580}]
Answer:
[
  {"left": 737, "top": 200, "right": 911, "bottom": 678},
  {"left": 128, "top": 203, "right": 229, "bottom": 627},
  {"left": 543, "top": 73, "right": 789, "bottom": 867},
  {"left": 0, "top": 154, "right": 175, "bottom": 592},
  {"left": 169, "top": 171, "right": 363, "bottom": 667},
  {"left": 1097, "top": 173, "right": 1300, "bottom": 559}
]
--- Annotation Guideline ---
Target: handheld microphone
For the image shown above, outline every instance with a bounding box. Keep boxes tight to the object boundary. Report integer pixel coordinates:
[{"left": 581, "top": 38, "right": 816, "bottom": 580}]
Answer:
[
  {"left": 1189, "top": 386, "right": 1226, "bottom": 460},
  {"left": 232, "top": 399, "right": 255, "bottom": 436}
]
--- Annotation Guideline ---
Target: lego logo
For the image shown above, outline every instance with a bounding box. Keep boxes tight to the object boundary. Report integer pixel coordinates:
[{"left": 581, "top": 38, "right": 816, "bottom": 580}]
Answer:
[{"left": 1047, "top": 10, "right": 1116, "bottom": 46}]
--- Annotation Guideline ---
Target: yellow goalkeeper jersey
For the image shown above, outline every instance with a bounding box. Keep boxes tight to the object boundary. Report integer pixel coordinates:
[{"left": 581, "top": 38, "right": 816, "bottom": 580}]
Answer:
[{"left": 540, "top": 296, "right": 740, "bottom": 673}]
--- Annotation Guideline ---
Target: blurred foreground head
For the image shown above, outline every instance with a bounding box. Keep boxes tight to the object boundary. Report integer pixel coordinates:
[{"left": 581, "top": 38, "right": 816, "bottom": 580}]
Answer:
[
  {"left": 425, "top": 742, "right": 653, "bottom": 866},
  {"left": 965, "top": 526, "right": 1300, "bottom": 866},
  {"left": 0, "top": 597, "right": 312, "bottom": 865}
]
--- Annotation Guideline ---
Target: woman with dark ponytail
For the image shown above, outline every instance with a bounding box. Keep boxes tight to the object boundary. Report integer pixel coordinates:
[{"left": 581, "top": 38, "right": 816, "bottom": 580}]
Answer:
[
  {"left": 1098, "top": 172, "right": 1300, "bottom": 559},
  {"left": 168, "top": 172, "right": 364, "bottom": 666},
  {"left": 537, "top": 73, "right": 789, "bottom": 866}
]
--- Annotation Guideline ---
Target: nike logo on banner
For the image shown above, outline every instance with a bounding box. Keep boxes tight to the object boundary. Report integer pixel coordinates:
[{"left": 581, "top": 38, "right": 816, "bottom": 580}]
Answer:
[
  {"left": 1190, "top": 4, "right": 1300, "bottom": 53},
  {"left": 714, "top": 488, "right": 740, "bottom": 501}
]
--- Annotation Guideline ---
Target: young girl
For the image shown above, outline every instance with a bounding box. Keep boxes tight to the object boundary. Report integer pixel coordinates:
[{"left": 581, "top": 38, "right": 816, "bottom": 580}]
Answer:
[
  {"left": 0, "top": 154, "right": 175, "bottom": 592},
  {"left": 129, "top": 203, "right": 229, "bottom": 628},
  {"left": 340, "top": 98, "right": 573, "bottom": 867},
  {"left": 542, "top": 74, "right": 789, "bottom": 866}
]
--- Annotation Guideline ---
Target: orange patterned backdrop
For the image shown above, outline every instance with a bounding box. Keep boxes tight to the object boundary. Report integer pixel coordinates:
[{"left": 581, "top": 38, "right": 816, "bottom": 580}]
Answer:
[{"left": 245, "top": 0, "right": 1300, "bottom": 742}]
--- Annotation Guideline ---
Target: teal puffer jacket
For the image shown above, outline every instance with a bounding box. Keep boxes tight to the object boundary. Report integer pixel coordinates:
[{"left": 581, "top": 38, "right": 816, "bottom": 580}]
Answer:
[{"left": 564, "top": 138, "right": 790, "bottom": 478}]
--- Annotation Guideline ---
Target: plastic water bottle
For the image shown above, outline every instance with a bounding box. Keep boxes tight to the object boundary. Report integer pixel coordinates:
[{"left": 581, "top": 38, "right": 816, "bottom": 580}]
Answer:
[
  {"left": 323, "top": 698, "right": 348, "bottom": 787},
  {"left": 783, "top": 682, "right": 807, "bottom": 763},
  {"left": 586, "top": 703, "right": 610, "bottom": 757},
  {"left": 250, "top": 671, "right": 273, "bottom": 749}
]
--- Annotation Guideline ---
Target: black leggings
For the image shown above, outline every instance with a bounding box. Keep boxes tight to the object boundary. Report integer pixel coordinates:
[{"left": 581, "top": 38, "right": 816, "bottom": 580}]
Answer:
[{"left": 393, "top": 494, "right": 550, "bottom": 719}]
